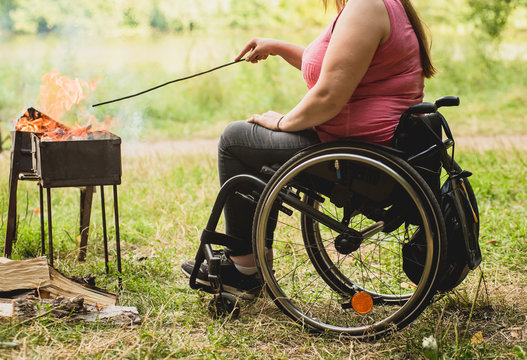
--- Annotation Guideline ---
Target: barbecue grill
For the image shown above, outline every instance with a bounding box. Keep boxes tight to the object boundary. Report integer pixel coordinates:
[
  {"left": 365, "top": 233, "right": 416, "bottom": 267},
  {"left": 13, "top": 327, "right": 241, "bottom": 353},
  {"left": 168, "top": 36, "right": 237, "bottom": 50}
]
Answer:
[
  {"left": 32, "top": 132, "right": 121, "bottom": 188},
  {"left": 4, "top": 110, "right": 123, "bottom": 279}
]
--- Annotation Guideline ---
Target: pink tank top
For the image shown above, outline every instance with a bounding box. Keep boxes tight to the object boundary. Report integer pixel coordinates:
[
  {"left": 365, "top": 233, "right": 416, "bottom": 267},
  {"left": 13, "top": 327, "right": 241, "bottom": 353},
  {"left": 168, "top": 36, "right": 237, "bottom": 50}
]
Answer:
[{"left": 301, "top": 0, "right": 424, "bottom": 145}]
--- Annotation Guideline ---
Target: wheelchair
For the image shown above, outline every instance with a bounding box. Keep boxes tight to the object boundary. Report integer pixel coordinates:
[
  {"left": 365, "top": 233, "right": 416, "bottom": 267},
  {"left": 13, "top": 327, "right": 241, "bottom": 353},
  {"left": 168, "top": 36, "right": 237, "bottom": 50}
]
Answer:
[{"left": 188, "top": 96, "right": 481, "bottom": 338}]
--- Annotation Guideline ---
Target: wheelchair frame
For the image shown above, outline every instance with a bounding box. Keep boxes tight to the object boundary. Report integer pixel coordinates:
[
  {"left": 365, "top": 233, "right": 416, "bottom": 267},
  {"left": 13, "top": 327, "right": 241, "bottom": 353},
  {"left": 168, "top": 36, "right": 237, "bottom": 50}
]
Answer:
[{"left": 188, "top": 96, "right": 480, "bottom": 337}]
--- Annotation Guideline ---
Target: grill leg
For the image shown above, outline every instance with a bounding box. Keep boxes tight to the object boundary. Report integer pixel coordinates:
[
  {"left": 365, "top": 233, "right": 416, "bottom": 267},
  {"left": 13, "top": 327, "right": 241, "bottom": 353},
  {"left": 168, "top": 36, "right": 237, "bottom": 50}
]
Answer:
[
  {"left": 46, "top": 188, "right": 54, "bottom": 267},
  {"left": 100, "top": 186, "right": 109, "bottom": 274},
  {"left": 4, "top": 162, "right": 19, "bottom": 258},
  {"left": 4, "top": 131, "right": 38, "bottom": 257},
  {"left": 113, "top": 185, "right": 122, "bottom": 288},
  {"left": 78, "top": 186, "right": 94, "bottom": 262},
  {"left": 39, "top": 184, "right": 46, "bottom": 255}
]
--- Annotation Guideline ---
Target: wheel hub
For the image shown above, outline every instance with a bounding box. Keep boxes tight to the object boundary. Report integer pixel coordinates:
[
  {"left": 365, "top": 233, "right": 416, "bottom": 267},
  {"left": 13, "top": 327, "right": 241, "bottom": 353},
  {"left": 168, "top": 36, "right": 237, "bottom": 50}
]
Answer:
[{"left": 334, "top": 229, "right": 363, "bottom": 255}]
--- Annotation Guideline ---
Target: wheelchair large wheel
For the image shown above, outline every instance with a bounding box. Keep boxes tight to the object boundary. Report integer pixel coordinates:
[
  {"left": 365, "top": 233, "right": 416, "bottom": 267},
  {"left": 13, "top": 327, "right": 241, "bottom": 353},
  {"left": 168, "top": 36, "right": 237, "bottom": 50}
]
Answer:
[
  {"left": 252, "top": 142, "right": 447, "bottom": 337},
  {"left": 434, "top": 158, "right": 479, "bottom": 291}
]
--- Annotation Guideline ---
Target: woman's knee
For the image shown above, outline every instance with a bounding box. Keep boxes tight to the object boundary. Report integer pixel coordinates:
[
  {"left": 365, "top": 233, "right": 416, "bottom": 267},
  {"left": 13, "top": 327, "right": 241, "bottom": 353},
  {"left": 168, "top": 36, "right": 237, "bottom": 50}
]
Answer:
[{"left": 218, "top": 120, "right": 251, "bottom": 153}]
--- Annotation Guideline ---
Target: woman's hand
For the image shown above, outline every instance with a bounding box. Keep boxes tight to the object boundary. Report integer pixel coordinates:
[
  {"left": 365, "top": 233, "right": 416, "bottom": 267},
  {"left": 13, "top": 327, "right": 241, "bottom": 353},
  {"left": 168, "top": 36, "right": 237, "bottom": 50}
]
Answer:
[
  {"left": 235, "top": 38, "right": 304, "bottom": 69},
  {"left": 247, "top": 111, "right": 284, "bottom": 131},
  {"left": 235, "top": 37, "right": 277, "bottom": 63}
]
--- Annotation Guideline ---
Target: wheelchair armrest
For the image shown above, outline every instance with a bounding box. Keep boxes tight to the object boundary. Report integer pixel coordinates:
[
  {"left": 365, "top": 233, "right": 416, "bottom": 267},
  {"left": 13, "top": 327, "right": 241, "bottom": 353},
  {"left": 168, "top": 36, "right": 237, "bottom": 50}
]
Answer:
[
  {"left": 405, "top": 102, "right": 437, "bottom": 116},
  {"left": 404, "top": 96, "right": 460, "bottom": 117},
  {"left": 435, "top": 96, "right": 460, "bottom": 108}
]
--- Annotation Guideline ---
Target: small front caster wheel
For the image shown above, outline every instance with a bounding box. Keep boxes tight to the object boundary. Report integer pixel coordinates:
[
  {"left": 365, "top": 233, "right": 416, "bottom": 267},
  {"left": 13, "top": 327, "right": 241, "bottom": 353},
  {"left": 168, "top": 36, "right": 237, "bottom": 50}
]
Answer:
[{"left": 208, "top": 292, "right": 240, "bottom": 319}]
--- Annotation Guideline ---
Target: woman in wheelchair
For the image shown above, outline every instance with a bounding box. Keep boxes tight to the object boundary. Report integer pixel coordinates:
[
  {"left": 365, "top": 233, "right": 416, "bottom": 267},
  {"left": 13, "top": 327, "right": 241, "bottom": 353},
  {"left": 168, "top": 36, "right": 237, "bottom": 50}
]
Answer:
[
  {"left": 183, "top": 0, "right": 434, "bottom": 294},
  {"left": 181, "top": 0, "right": 479, "bottom": 336}
]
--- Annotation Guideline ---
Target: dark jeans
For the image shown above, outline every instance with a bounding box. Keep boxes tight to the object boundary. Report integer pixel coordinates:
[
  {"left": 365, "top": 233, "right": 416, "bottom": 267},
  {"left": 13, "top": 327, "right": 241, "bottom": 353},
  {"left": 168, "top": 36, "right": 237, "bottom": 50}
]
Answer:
[{"left": 218, "top": 120, "right": 320, "bottom": 256}]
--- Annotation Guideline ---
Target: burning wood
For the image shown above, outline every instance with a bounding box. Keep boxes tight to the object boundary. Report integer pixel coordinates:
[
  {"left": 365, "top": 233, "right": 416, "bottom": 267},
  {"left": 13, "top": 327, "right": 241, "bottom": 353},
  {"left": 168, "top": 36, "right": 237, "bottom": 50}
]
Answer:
[
  {"left": 15, "top": 107, "right": 68, "bottom": 133},
  {"left": 15, "top": 107, "right": 109, "bottom": 141}
]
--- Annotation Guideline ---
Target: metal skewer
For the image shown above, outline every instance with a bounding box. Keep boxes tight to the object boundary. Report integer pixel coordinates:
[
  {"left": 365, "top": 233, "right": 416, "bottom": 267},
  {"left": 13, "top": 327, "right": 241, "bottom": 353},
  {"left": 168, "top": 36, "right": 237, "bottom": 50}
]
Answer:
[{"left": 92, "top": 59, "right": 246, "bottom": 107}]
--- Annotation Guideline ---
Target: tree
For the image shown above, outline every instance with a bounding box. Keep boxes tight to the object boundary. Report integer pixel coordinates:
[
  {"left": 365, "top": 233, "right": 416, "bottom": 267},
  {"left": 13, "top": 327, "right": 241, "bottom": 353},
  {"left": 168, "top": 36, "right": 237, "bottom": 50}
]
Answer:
[
  {"left": 468, "top": 0, "right": 524, "bottom": 38},
  {"left": 0, "top": 0, "right": 17, "bottom": 31}
]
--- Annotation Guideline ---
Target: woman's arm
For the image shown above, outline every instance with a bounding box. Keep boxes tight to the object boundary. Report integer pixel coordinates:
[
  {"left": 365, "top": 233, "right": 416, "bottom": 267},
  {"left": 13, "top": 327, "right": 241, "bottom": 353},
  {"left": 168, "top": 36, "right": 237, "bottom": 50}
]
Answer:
[
  {"left": 248, "top": 0, "right": 391, "bottom": 131},
  {"left": 235, "top": 38, "right": 305, "bottom": 70}
]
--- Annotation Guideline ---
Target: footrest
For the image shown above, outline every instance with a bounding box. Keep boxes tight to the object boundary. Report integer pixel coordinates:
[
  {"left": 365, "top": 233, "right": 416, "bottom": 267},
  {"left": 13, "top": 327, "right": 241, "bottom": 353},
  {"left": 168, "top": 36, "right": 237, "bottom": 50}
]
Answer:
[{"left": 200, "top": 229, "right": 246, "bottom": 249}]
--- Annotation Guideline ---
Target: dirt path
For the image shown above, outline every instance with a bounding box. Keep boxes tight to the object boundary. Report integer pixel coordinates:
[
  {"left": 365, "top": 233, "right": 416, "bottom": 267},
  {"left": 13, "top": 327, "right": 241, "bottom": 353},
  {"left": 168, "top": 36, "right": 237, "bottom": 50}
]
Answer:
[
  {"left": 122, "top": 134, "right": 527, "bottom": 156},
  {"left": 123, "top": 139, "right": 219, "bottom": 156},
  {"left": 454, "top": 134, "right": 527, "bottom": 152}
]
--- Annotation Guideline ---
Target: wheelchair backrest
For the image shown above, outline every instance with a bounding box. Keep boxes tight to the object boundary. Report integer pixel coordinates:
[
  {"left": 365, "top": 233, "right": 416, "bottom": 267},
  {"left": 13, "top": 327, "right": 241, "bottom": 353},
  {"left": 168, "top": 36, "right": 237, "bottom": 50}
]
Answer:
[
  {"left": 393, "top": 112, "right": 443, "bottom": 157},
  {"left": 392, "top": 112, "right": 444, "bottom": 196},
  {"left": 393, "top": 96, "right": 460, "bottom": 160}
]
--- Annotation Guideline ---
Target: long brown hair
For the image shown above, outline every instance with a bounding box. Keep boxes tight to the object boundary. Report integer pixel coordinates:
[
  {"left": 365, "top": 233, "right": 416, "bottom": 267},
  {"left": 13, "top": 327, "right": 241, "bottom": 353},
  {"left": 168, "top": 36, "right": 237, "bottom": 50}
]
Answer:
[
  {"left": 399, "top": 0, "right": 436, "bottom": 78},
  {"left": 322, "top": 0, "right": 436, "bottom": 78},
  {"left": 321, "top": 0, "right": 346, "bottom": 11}
]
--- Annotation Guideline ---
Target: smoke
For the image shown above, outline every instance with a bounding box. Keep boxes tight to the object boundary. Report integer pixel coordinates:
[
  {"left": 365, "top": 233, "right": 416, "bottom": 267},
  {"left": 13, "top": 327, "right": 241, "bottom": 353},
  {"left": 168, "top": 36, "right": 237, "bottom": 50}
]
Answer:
[{"left": 109, "top": 110, "right": 145, "bottom": 142}]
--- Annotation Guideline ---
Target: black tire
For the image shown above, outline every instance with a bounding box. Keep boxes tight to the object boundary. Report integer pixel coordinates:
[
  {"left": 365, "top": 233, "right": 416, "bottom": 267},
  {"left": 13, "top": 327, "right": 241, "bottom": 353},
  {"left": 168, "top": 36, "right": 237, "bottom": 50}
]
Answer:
[
  {"left": 435, "top": 159, "right": 479, "bottom": 291},
  {"left": 252, "top": 142, "right": 447, "bottom": 337}
]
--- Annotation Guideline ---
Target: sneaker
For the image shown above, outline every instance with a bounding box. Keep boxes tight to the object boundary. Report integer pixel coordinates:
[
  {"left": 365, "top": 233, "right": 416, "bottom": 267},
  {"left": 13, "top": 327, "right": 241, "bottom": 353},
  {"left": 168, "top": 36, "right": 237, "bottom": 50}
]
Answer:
[{"left": 181, "top": 254, "right": 262, "bottom": 300}]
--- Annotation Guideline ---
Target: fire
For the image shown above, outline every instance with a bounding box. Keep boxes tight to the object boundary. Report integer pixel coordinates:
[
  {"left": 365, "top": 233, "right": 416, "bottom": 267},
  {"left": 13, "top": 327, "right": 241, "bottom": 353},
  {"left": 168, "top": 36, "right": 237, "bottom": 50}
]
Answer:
[
  {"left": 15, "top": 107, "right": 111, "bottom": 141},
  {"left": 16, "top": 108, "right": 69, "bottom": 134},
  {"left": 14, "top": 70, "right": 113, "bottom": 141},
  {"left": 37, "top": 70, "right": 97, "bottom": 121}
]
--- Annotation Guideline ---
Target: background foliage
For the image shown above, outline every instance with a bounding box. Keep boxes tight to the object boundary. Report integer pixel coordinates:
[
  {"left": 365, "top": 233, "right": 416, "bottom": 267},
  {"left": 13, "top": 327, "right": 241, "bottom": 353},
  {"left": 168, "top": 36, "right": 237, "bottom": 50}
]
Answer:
[
  {"left": 1, "top": 0, "right": 525, "bottom": 37},
  {"left": 467, "top": 0, "right": 527, "bottom": 38},
  {"left": 0, "top": 0, "right": 330, "bottom": 35}
]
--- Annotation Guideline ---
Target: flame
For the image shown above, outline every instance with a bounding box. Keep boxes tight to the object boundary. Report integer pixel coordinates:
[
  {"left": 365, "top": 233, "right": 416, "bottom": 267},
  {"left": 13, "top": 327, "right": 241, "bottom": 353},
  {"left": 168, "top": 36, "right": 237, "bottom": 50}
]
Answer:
[
  {"left": 15, "top": 70, "right": 114, "bottom": 141},
  {"left": 37, "top": 70, "right": 97, "bottom": 121},
  {"left": 15, "top": 108, "right": 113, "bottom": 141},
  {"left": 16, "top": 108, "right": 69, "bottom": 134}
]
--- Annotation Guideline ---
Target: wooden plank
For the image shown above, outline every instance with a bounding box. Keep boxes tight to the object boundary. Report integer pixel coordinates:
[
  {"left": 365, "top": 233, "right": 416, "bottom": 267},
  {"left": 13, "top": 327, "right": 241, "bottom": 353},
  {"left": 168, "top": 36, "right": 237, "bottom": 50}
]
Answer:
[
  {"left": 0, "top": 257, "right": 50, "bottom": 292},
  {"left": 0, "top": 257, "right": 117, "bottom": 307},
  {"left": 8, "top": 297, "right": 140, "bottom": 325},
  {"left": 73, "top": 304, "right": 141, "bottom": 326},
  {"left": 44, "top": 267, "right": 117, "bottom": 306}
]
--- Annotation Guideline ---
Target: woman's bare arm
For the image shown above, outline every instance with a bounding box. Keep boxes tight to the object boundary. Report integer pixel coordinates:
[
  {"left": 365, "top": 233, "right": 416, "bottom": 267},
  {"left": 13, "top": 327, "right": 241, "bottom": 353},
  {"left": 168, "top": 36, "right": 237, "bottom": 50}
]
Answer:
[{"left": 248, "top": 0, "right": 390, "bottom": 131}]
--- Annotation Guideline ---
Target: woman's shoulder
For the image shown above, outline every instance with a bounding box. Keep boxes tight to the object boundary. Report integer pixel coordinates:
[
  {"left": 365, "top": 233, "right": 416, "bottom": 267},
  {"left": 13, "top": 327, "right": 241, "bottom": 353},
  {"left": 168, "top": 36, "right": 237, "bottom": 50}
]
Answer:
[
  {"left": 340, "top": 0, "right": 390, "bottom": 25},
  {"left": 339, "top": 0, "right": 390, "bottom": 42}
]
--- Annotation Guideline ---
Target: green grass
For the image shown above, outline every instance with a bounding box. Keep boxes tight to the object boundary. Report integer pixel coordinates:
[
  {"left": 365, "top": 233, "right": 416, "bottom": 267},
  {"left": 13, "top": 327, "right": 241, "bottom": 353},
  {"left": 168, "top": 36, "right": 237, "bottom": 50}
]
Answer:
[{"left": 0, "top": 147, "right": 525, "bottom": 359}]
